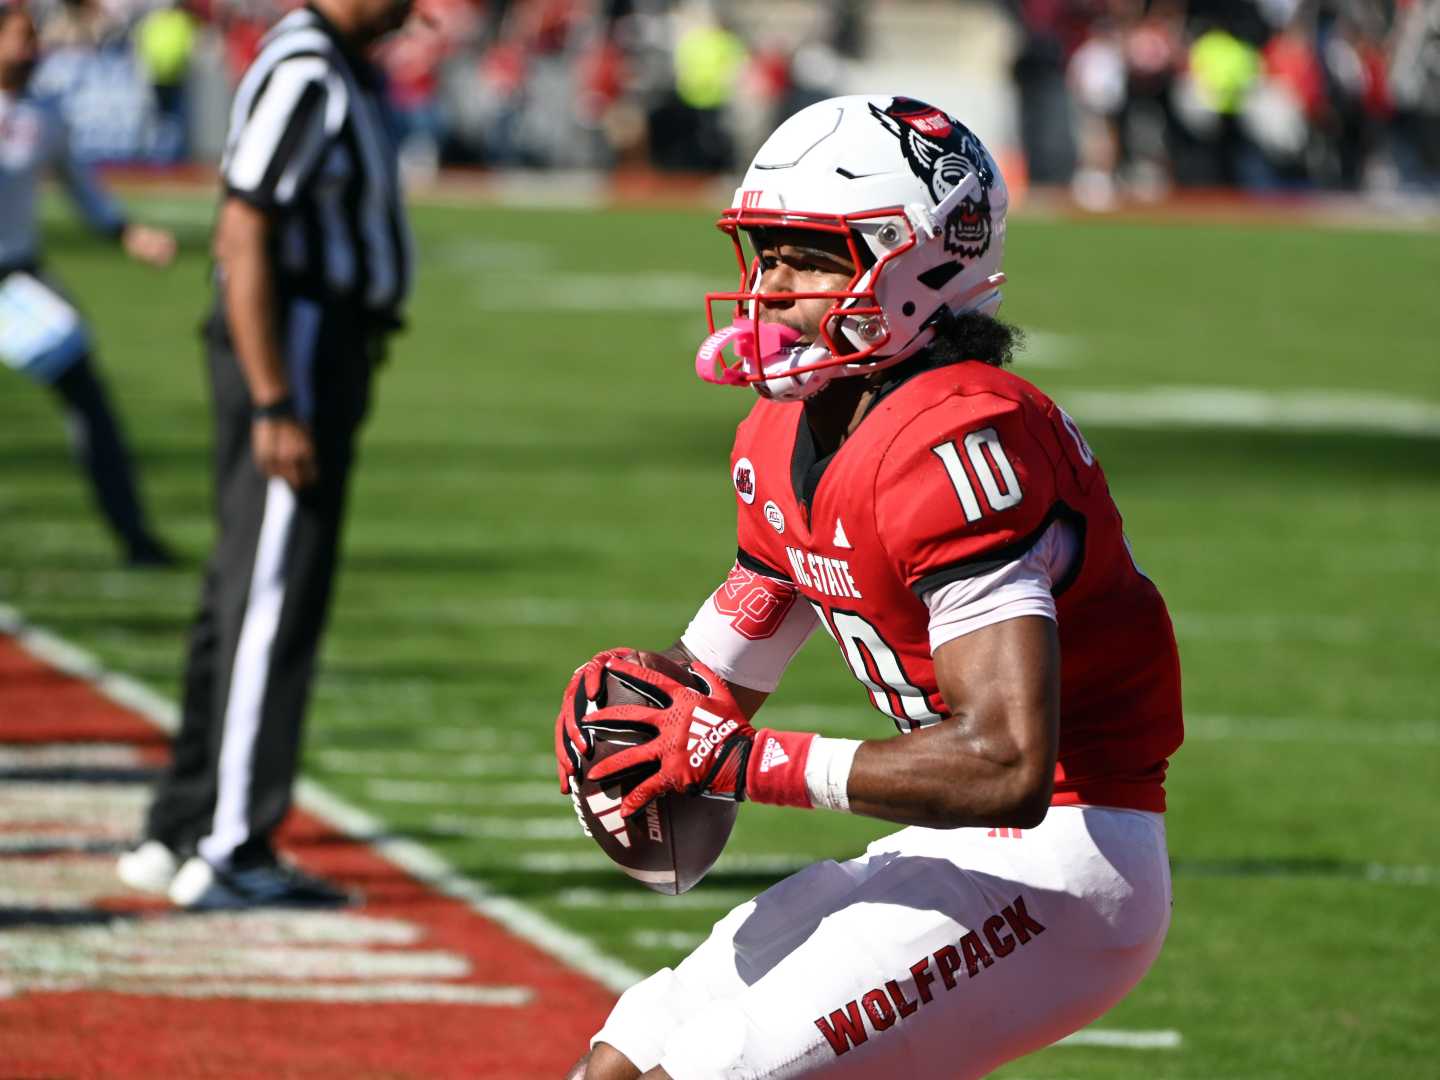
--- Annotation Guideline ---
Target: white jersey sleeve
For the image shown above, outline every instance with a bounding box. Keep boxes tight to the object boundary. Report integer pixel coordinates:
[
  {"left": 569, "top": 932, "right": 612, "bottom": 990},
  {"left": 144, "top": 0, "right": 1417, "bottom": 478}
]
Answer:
[
  {"left": 680, "top": 560, "right": 818, "bottom": 694},
  {"left": 925, "top": 520, "right": 1078, "bottom": 653}
]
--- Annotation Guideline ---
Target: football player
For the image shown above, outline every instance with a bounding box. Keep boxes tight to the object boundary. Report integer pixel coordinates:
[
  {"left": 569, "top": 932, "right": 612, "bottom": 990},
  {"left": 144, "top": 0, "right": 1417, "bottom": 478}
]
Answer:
[
  {"left": 556, "top": 94, "right": 1183, "bottom": 1080},
  {"left": 1, "top": 1, "right": 176, "bottom": 565}
]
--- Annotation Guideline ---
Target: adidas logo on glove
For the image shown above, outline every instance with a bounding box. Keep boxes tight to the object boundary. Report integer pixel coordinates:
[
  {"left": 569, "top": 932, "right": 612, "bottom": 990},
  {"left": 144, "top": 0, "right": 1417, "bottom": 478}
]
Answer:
[{"left": 687, "top": 707, "right": 739, "bottom": 769}]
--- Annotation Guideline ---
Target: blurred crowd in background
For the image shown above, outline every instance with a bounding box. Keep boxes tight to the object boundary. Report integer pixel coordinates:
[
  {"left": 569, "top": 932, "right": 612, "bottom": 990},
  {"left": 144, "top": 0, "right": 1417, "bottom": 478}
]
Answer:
[{"left": 17, "top": 0, "right": 1440, "bottom": 200}]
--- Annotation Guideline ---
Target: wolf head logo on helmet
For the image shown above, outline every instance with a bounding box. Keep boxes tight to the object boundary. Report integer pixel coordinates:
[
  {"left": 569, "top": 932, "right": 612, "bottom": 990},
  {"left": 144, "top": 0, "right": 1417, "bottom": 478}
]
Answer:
[
  {"left": 696, "top": 94, "right": 1009, "bottom": 402},
  {"left": 868, "top": 98, "right": 996, "bottom": 262}
]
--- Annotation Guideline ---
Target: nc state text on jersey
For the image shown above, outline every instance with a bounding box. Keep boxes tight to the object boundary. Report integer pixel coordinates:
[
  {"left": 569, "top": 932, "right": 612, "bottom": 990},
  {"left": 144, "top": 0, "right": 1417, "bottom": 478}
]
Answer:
[{"left": 785, "top": 546, "right": 863, "bottom": 599}]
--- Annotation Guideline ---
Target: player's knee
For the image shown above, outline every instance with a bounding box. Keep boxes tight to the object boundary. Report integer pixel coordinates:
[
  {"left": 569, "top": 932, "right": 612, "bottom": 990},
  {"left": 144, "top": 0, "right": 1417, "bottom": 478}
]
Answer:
[{"left": 583, "top": 1042, "right": 641, "bottom": 1080}]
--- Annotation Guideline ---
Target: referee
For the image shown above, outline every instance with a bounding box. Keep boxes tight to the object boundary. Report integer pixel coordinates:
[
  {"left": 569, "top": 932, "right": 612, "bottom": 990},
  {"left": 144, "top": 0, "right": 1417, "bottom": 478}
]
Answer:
[{"left": 118, "top": 0, "right": 414, "bottom": 907}]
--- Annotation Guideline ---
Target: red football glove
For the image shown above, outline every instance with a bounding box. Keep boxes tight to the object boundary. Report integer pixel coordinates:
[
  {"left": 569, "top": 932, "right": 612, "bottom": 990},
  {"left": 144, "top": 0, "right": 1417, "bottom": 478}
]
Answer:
[
  {"left": 554, "top": 647, "right": 636, "bottom": 793},
  {"left": 582, "top": 656, "right": 755, "bottom": 817}
]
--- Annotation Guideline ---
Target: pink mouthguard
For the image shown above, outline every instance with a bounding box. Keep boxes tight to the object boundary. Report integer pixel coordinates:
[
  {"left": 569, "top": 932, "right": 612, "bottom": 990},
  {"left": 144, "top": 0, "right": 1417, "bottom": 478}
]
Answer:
[{"left": 695, "top": 318, "right": 804, "bottom": 386}]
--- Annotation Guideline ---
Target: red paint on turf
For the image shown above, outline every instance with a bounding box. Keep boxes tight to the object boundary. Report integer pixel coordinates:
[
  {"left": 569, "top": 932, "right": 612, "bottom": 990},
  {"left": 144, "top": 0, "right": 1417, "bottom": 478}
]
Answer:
[{"left": 0, "top": 637, "right": 617, "bottom": 1078}]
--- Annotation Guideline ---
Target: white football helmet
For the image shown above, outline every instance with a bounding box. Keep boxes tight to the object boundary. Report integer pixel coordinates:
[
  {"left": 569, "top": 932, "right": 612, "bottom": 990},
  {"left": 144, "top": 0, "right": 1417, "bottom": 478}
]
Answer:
[{"left": 696, "top": 94, "right": 1009, "bottom": 401}]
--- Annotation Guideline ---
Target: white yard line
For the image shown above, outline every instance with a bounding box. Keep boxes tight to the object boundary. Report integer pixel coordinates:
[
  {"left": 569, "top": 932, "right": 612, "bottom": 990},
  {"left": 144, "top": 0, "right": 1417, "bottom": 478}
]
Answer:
[
  {"left": 552, "top": 887, "right": 755, "bottom": 911},
  {"left": 1062, "top": 385, "right": 1440, "bottom": 438},
  {"left": 413, "top": 726, "right": 549, "bottom": 751},
  {"left": 315, "top": 748, "right": 554, "bottom": 777},
  {"left": 0, "top": 743, "right": 148, "bottom": 768},
  {"left": 1171, "top": 859, "right": 1438, "bottom": 887},
  {"left": 472, "top": 272, "right": 720, "bottom": 312},
  {"left": 1059, "top": 1029, "right": 1182, "bottom": 1049},
  {"left": 1363, "top": 865, "right": 1438, "bottom": 886},
  {"left": 1014, "top": 329, "right": 1081, "bottom": 369},
  {"left": 628, "top": 930, "right": 707, "bottom": 952},
  {"left": 427, "top": 813, "right": 586, "bottom": 841},
  {"left": 2, "top": 940, "right": 473, "bottom": 980},
  {"left": 14, "top": 978, "right": 533, "bottom": 1005},
  {"left": 515, "top": 852, "right": 813, "bottom": 875},
  {"left": 364, "top": 778, "right": 561, "bottom": 805},
  {"left": 1186, "top": 713, "right": 1440, "bottom": 747}
]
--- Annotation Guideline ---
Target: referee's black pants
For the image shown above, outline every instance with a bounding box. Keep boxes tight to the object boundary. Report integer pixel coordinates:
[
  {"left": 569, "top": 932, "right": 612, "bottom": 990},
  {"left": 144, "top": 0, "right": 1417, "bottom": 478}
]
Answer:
[{"left": 145, "top": 300, "right": 375, "bottom": 868}]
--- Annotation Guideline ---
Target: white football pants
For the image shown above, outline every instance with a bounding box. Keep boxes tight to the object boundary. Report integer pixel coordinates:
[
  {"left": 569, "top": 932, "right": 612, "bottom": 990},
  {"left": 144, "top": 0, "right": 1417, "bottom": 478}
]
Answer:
[{"left": 592, "top": 805, "right": 1171, "bottom": 1079}]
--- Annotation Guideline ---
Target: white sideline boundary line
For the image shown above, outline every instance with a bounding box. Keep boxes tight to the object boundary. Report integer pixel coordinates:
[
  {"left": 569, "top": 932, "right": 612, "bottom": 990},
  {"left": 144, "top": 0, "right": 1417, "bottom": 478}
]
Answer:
[
  {"left": 0, "top": 603, "right": 644, "bottom": 994},
  {"left": 1060, "top": 1029, "right": 1182, "bottom": 1049}
]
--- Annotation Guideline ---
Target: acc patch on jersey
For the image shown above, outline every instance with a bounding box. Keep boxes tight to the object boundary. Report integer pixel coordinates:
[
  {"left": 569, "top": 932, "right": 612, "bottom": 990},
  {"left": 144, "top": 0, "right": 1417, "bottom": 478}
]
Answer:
[{"left": 764, "top": 501, "right": 786, "bottom": 534}]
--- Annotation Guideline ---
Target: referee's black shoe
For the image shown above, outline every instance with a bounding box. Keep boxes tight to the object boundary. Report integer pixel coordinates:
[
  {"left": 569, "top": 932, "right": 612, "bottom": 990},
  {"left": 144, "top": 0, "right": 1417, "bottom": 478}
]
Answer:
[{"left": 168, "top": 854, "right": 353, "bottom": 910}]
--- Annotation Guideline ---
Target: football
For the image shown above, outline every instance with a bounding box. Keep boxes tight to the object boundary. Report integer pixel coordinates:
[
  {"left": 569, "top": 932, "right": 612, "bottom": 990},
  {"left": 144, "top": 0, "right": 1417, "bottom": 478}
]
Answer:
[{"left": 571, "top": 651, "right": 739, "bottom": 895}]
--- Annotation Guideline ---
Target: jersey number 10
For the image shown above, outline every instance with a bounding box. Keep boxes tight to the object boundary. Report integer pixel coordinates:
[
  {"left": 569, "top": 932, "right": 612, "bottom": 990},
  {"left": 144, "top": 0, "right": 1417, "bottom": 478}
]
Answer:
[{"left": 931, "top": 427, "right": 1023, "bottom": 521}]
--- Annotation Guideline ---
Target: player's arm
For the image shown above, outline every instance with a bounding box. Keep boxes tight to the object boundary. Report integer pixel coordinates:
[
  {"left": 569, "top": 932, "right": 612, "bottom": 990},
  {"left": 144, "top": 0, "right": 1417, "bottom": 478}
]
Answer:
[
  {"left": 844, "top": 614, "right": 1058, "bottom": 827},
  {"left": 838, "top": 395, "right": 1070, "bottom": 827},
  {"left": 49, "top": 107, "right": 125, "bottom": 241},
  {"left": 48, "top": 106, "right": 176, "bottom": 267}
]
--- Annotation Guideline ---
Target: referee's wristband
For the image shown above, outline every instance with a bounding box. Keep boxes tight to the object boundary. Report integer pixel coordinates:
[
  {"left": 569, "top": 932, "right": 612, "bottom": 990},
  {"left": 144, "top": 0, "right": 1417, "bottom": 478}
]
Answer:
[{"left": 252, "top": 396, "right": 296, "bottom": 421}]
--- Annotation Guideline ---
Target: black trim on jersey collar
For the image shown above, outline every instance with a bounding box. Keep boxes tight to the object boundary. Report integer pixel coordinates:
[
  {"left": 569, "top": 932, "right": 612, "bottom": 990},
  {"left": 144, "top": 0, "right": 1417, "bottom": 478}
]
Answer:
[
  {"left": 789, "top": 412, "right": 841, "bottom": 516},
  {"left": 910, "top": 502, "right": 1088, "bottom": 600},
  {"left": 737, "top": 546, "right": 793, "bottom": 582},
  {"left": 790, "top": 350, "right": 960, "bottom": 515}
]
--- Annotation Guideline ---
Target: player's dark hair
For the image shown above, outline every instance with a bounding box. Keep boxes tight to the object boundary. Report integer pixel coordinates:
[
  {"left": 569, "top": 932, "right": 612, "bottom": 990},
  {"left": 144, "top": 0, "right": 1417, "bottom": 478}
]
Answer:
[{"left": 925, "top": 310, "right": 1024, "bottom": 368}]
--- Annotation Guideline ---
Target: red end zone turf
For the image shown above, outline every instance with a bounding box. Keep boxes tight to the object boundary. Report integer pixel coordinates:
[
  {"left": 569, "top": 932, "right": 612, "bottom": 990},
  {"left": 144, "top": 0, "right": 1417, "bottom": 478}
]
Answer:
[{"left": 0, "top": 636, "right": 617, "bottom": 1078}]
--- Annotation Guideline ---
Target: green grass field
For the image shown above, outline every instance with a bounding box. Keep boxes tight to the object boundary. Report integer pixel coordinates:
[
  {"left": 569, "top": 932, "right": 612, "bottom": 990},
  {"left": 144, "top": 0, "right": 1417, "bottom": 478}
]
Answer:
[{"left": 3, "top": 191, "right": 1438, "bottom": 1077}]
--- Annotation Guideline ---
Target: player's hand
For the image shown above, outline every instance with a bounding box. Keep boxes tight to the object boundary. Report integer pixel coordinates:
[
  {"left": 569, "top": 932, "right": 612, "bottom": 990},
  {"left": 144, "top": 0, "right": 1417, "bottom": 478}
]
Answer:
[
  {"left": 554, "top": 647, "right": 636, "bottom": 793},
  {"left": 251, "top": 417, "right": 318, "bottom": 490},
  {"left": 122, "top": 223, "right": 177, "bottom": 268},
  {"left": 583, "top": 657, "right": 755, "bottom": 816}
]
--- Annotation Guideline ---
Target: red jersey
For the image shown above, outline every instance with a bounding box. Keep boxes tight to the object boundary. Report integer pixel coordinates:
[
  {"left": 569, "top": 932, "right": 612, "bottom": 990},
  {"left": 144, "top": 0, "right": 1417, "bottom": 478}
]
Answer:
[{"left": 729, "top": 362, "right": 1183, "bottom": 812}]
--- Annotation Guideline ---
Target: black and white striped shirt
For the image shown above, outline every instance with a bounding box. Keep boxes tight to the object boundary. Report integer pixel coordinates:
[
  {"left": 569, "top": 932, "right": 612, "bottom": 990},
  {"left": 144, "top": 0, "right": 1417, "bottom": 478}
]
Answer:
[{"left": 220, "top": 5, "right": 411, "bottom": 319}]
